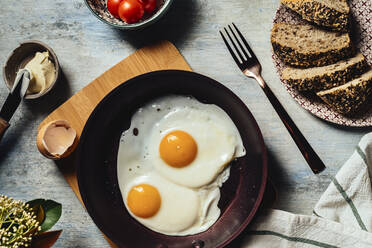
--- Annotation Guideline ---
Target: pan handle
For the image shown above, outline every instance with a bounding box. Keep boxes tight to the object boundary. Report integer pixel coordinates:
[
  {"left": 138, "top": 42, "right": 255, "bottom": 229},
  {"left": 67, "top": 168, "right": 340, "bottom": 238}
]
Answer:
[{"left": 0, "top": 117, "right": 10, "bottom": 141}]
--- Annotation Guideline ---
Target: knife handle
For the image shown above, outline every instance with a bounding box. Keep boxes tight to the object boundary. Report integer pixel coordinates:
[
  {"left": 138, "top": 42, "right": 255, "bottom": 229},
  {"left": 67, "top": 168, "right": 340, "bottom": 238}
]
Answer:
[{"left": 0, "top": 117, "right": 10, "bottom": 141}]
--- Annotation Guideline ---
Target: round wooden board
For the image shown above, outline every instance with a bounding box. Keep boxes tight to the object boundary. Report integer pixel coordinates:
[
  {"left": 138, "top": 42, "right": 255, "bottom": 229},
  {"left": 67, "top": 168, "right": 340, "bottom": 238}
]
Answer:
[{"left": 272, "top": 0, "right": 372, "bottom": 127}]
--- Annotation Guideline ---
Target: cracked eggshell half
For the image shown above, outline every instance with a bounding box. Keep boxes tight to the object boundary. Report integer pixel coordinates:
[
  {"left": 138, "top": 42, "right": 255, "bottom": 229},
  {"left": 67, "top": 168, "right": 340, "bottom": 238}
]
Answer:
[{"left": 37, "top": 120, "right": 77, "bottom": 160}]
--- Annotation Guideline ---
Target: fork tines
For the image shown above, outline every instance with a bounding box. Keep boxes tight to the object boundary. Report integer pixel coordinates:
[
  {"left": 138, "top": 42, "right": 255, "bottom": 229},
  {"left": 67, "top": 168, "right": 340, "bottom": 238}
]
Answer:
[{"left": 220, "top": 23, "right": 258, "bottom": 70}]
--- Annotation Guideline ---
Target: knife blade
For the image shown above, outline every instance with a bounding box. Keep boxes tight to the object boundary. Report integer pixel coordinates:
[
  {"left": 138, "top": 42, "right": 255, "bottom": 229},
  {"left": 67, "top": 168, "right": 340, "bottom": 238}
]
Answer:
[{"left": 0, "top": 69, "right": 30, "bottom": 122}]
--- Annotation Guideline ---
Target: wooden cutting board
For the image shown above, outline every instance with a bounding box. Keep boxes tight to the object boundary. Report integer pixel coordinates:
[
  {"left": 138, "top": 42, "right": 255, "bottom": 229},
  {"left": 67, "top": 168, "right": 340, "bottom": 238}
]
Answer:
[{"left": 38, "top": 41, "right": 192, "bottom": 247}]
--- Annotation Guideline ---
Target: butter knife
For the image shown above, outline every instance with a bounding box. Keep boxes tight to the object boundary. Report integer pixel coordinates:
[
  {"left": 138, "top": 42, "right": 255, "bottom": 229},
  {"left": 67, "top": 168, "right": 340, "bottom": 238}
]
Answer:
[{"left": 0, "top": 69, "right": 30, "bottom": 141}]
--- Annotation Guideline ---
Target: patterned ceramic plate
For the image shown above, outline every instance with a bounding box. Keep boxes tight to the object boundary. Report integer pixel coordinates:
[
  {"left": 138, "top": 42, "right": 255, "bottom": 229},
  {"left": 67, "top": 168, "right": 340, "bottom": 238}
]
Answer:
[{"left": 272, "top": 0, "right": 372, "bottom": 127}]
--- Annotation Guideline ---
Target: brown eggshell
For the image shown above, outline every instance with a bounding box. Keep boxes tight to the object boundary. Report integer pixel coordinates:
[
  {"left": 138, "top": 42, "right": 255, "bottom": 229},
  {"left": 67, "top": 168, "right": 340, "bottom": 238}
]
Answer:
[{"left": 37, "top": 120, "right": 78, "bottom": 160}]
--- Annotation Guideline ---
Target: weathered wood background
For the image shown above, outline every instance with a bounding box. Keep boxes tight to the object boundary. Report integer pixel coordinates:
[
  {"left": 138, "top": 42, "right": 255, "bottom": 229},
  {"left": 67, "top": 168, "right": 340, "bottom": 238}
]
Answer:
[{"left": 0, "top": 0, "right": 370, "bottom": 247}]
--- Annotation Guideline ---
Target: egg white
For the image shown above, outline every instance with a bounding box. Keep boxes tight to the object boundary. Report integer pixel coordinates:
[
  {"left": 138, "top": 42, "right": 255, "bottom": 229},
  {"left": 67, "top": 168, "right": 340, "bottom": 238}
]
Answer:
[
  {"left": 148, "top": 103, "right": 245, "bottom": 188},
  {"left": 117, "top": 95, "right": 246, "bottom": 236},
  {"left": 122, "top": 172, "right": 226, "bottom": 236}
]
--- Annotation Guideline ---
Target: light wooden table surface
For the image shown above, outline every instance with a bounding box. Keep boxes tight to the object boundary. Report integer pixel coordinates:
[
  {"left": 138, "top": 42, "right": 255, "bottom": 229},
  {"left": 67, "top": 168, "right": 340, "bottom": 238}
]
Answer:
[{"left": 0, "top": 0, "right": 371, "bottom": 247}]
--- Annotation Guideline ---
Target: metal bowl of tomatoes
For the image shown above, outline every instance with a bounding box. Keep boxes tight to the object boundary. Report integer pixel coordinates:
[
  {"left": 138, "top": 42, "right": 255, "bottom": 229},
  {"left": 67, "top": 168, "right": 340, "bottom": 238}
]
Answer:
[{"left": 84, "top": 0, "right": 173, "bottom": 30}]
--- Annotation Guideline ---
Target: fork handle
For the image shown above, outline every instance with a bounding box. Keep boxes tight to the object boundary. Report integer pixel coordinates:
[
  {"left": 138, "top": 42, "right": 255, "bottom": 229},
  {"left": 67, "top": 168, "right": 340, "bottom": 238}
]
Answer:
[{"left": 257, "top": 76, "right": 326, "bottom": 174}]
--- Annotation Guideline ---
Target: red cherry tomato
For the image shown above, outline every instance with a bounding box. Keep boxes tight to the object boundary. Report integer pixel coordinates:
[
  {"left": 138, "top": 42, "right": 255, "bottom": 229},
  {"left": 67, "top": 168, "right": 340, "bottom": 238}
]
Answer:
[
  {"left": 140, "top": 0, "right": 157, "bottom": 14},
  {"left": 118, "top": 0, "right": 144, "bottom": 24},
  {"left": 107, "top": 0, "right": 122, "bottom": 18}
]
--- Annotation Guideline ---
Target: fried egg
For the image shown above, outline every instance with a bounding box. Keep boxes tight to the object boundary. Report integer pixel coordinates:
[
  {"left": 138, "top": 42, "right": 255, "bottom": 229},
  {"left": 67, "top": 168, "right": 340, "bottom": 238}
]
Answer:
[
  {"left": 122, "top": 172, "right": 226, "bottom": 235},
  {"left": 117, "top": 95, "right": 246, "bottom": 236},
  {"left": 148, "top": 101, "right": 245, "bottom": 188}
]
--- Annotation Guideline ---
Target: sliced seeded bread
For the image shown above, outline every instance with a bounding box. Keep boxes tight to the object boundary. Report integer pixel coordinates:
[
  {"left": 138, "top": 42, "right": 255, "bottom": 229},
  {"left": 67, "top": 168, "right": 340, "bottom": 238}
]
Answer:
[
  {"left": 271, "top": 23, "right": 353, "bottom": 68},
  {"left": 282, "top": 53, "right": 368, "bottom": 91},
  {"left": 281, "top": 0, "right": 350, "bottom": 32},
  {"left": 317, "top": 69, "right": 372, "bottom": 114}
]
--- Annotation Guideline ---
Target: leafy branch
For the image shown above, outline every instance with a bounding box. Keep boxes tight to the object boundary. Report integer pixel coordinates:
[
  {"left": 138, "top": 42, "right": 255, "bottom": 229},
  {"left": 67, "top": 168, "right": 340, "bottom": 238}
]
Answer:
[{"left": 0, "top": 196, "right": 62, "bottom": 248}]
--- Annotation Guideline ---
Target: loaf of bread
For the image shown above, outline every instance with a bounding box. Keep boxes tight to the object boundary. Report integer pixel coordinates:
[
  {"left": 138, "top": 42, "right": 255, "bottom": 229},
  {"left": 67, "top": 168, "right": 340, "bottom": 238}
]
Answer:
[
  {"left": 281, "top": 0, "right": 350, "bottom": 32},
  {"left": 317, "top": 69, "right": 372, "bottom": 115},
  {"left": 271, "top": 23, "right": 353, "bottom": 68},
  {"left": 282, "top": 53, "right": 368, "bottom": 91}
]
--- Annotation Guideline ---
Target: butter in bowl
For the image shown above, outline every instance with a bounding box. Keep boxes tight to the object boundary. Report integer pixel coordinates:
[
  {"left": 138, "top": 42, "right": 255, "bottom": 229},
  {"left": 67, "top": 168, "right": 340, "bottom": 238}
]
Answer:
[
  {"left": 0, "top": 41, "right": 61, "bottom": 142},
  {"left": 3, "top": 40, "right": 60, "bottom": 99}
]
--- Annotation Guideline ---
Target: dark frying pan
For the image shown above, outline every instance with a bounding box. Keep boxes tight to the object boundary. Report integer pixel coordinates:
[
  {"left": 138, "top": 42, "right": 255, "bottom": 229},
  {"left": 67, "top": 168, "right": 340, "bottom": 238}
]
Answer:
[{"left": 77, "top": 70, "right": 267, "bottom": 248}]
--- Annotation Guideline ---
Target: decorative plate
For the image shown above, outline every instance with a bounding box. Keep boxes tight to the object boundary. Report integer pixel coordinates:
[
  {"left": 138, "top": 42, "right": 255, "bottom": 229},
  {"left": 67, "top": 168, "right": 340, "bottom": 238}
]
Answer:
[{"left": 272, "top": 0, "right": 372, "bottom": 127}]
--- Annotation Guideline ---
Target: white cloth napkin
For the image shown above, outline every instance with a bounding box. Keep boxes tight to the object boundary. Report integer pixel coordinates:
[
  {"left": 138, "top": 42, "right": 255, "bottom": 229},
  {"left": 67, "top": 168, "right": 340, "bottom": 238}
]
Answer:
[{"left": 242, "top": 132, "right": 372, "bottom": 248}]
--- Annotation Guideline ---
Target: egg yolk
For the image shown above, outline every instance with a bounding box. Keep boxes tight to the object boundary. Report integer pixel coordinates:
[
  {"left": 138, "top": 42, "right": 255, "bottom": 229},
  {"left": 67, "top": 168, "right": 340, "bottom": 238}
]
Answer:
[
  {"left": 159, "top": 130, "right": 198, "bottom": 168},
  {"left": 127, "top": 184, "right": 161, "bottom": 218}
]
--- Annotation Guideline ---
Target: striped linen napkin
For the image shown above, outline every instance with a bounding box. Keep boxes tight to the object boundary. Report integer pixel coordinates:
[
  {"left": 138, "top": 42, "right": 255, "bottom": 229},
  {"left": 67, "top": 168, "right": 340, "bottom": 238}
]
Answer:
[{"left": 241, "top": 132, "right": 372, "bottom": 248}]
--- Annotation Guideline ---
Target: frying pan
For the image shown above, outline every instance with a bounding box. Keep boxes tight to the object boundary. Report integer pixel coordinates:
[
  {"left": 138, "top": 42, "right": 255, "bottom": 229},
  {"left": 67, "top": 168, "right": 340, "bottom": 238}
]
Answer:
[{"left": 77, "top": 70, "right": 267, "bottom": 248}]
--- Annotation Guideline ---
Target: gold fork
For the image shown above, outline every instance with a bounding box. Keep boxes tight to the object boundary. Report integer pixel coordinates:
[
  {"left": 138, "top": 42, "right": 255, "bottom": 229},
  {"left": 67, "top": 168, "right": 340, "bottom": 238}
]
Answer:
[{"left": 220, "top": 23, "right": 325, "bottom": 174}]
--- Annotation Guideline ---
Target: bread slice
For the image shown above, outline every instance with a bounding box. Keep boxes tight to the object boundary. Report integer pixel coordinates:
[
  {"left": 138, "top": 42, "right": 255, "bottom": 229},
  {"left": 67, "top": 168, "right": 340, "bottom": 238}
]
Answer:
[
  {"left": 271, "top": 23, "right": 353, "bottom": 68},
  {"left": 317, "top": 69, "right": 372, "bottom": 114},
  {"left": 282, "top": 53, "right": 368, "bottom": 91},
  {"left": 281, "top": 0, "right": 350, "bottom": 32}
]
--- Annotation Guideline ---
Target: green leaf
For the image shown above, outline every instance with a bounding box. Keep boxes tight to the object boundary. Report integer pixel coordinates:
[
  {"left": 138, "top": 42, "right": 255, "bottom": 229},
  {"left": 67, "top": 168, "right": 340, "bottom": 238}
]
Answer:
[
  {"left": 31, "top": 230, "right": 62, "bottom": 248},
  {"left": 39, "top": 200, "right": 62, "bottom": 232},
  {"left": 27, "top": 199, "right": 62, "bottom": 232}
]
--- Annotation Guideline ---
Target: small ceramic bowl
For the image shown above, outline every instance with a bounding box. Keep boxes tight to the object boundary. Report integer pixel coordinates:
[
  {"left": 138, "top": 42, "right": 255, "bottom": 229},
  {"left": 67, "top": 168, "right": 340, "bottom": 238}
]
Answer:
[
  {"left": 3, "top": 40, "right": 60, "bottom": 100},
  {"left": 84, "top": 0, "right": 174, "bottom": 30}
]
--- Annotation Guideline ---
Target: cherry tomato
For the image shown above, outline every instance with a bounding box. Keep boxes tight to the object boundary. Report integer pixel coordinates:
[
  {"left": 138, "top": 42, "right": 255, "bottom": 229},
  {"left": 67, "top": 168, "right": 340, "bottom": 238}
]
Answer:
[
  {"left": 107, "top": 0, "right": 122, "bottom": 18},
  {"left": 118, "top": 0, "right": 144, "bottom": 24},
  {"left": 140, "top": 0, "right": 157, "bottom": 14}
]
